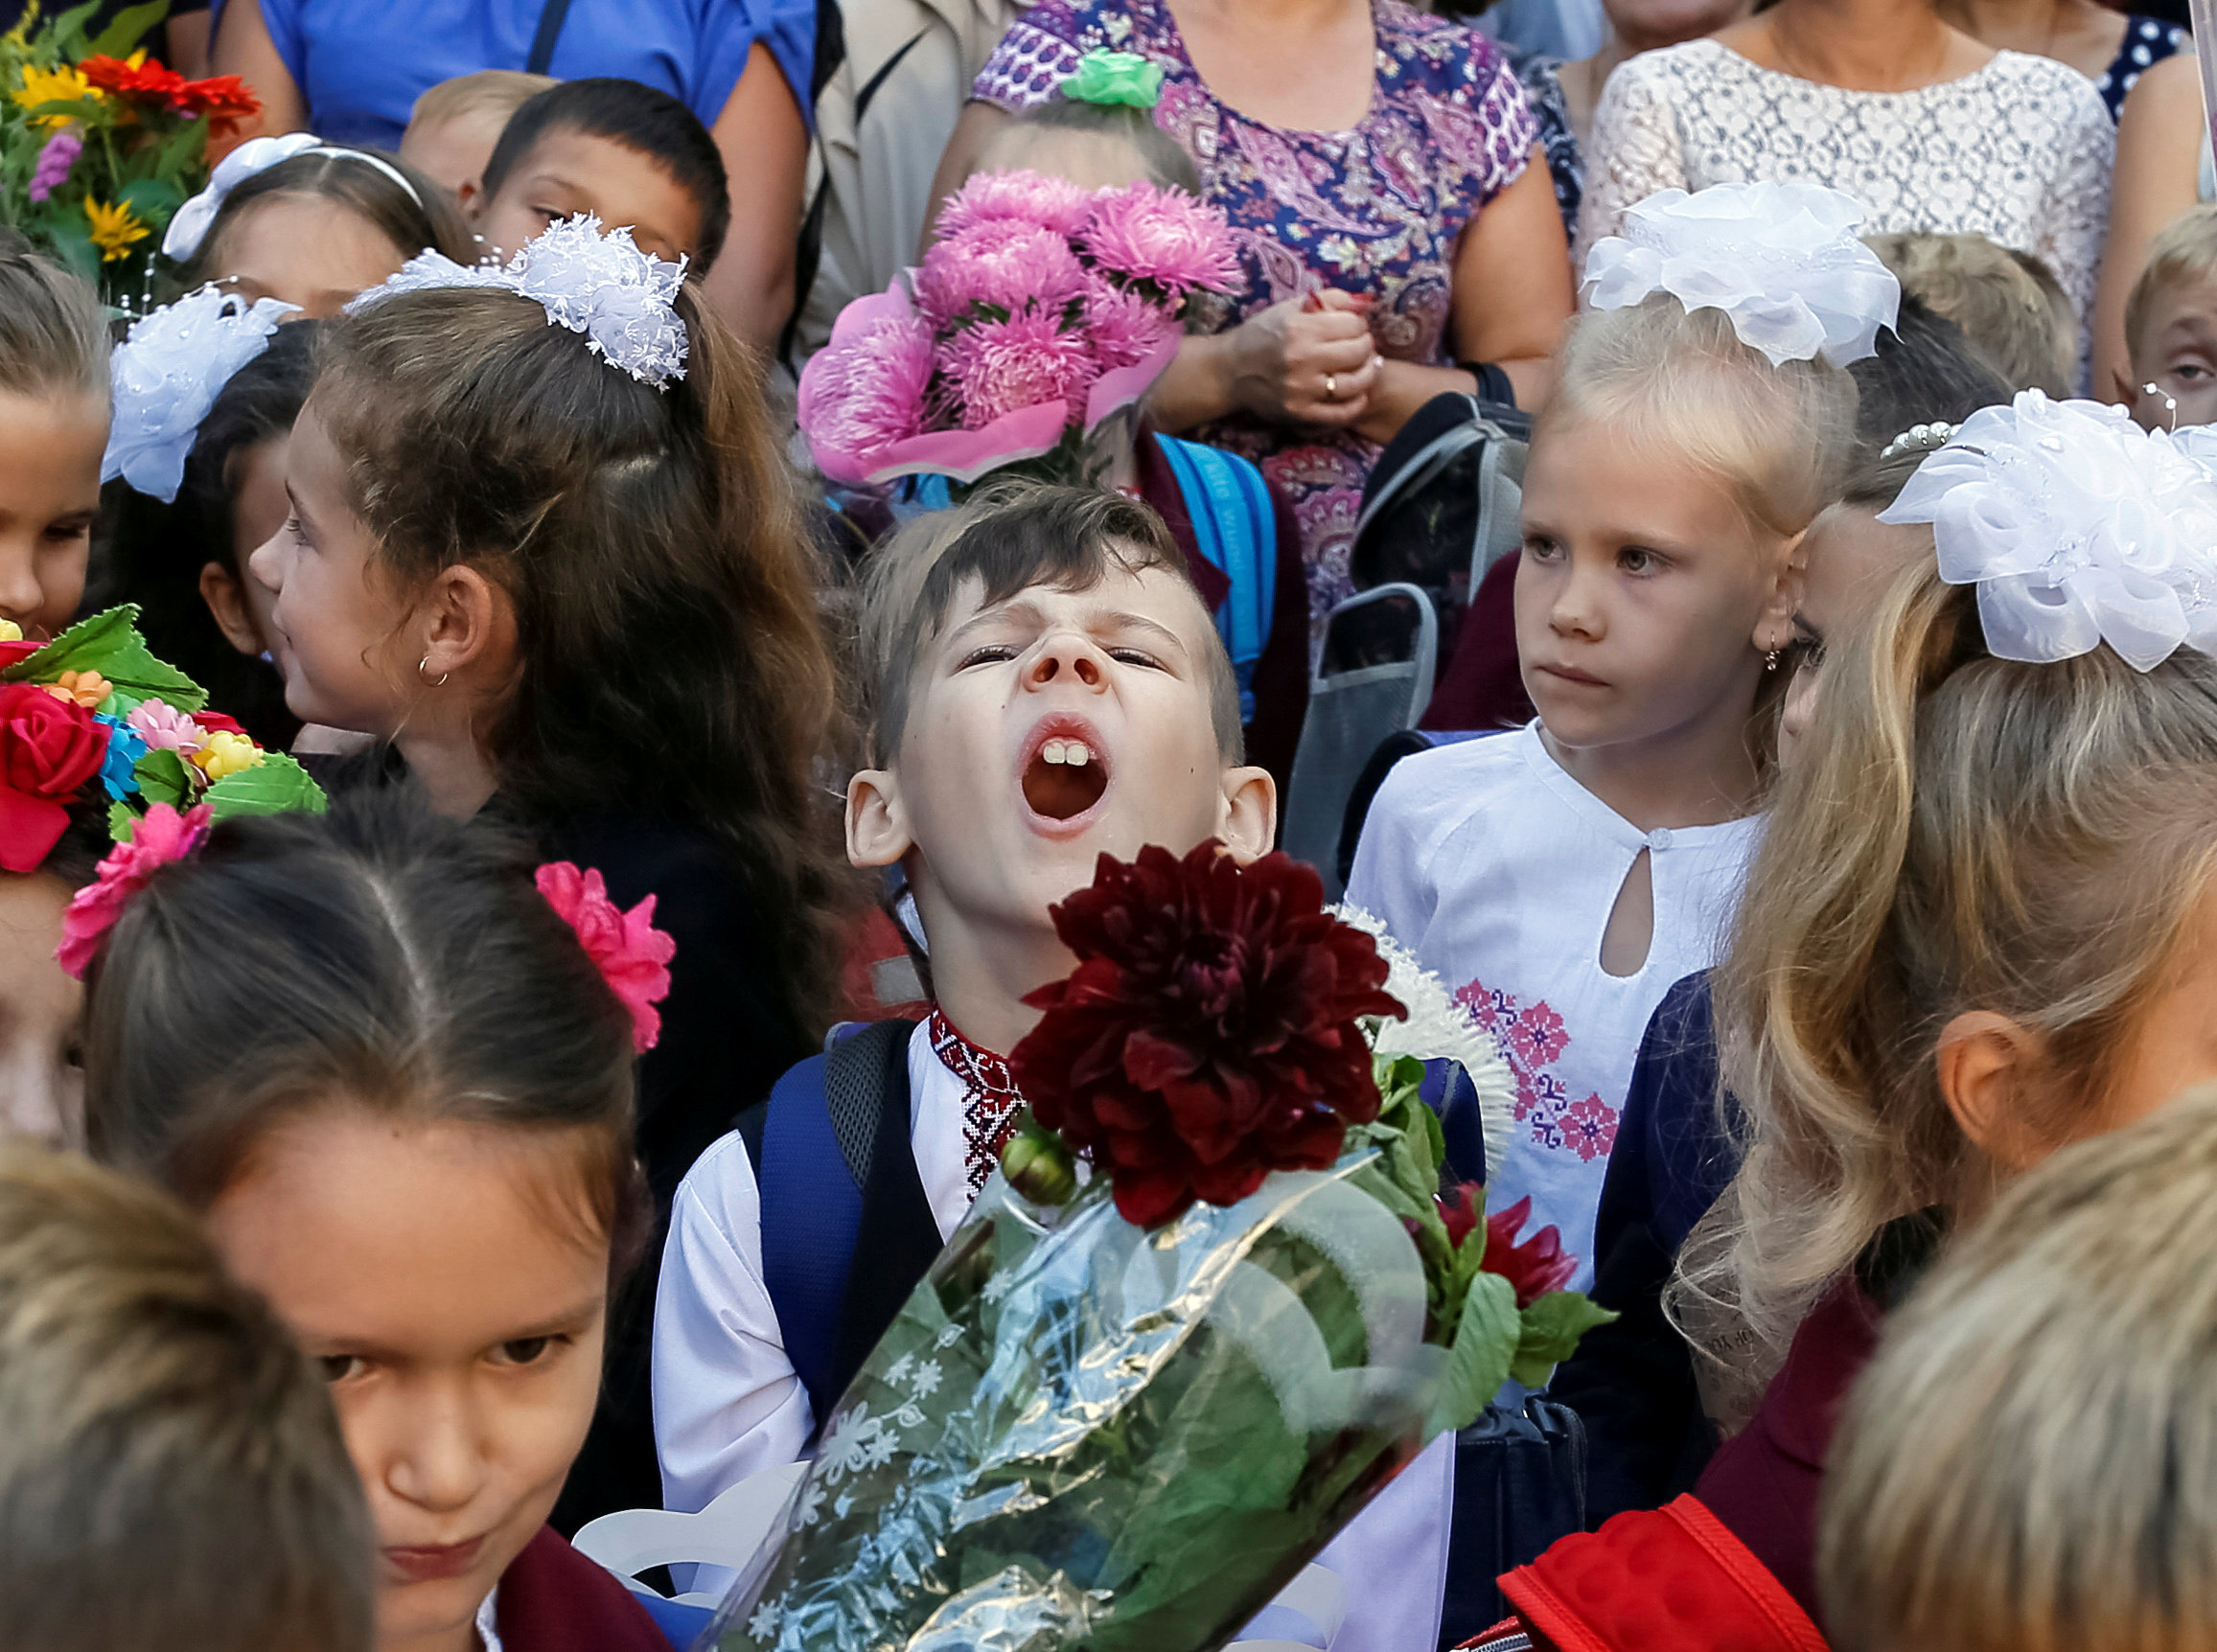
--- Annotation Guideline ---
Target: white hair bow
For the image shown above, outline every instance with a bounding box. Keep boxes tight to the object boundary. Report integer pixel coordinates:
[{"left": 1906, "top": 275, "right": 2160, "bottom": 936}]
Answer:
[
  {"left": 103, "top": 285, "right": 300, "bottom": 502},
  {"left": 161, "top": 134, "right": 423, "bottom": 264},
  {"left": 1879, "top": 391, "right": 2217, "bottom": 672},
  {"left": 1581, "top": 181, "right": 1901, "bottom": 368},
  {"left": 346, "top": 215, "right": 689, "bottom": 389}
]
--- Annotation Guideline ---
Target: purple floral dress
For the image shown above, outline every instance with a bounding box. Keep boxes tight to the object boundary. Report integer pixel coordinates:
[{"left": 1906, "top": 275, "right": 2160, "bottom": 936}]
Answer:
[{"left": 975, "top": 0, "right": 1538, "bottom": 636}]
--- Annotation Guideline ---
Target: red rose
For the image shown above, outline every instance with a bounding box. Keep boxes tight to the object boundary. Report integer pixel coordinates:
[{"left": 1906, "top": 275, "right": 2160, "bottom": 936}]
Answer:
[
  {"left": 1482, "top": 1196, "right": 1578, "bottom": 1309},
  {"left": 0, "top": 682, "right": 106, "bottom": 874},
  {"left": 0, "top": 638, "right": 38, "bottom": 669},
  {"left": 1009, "top": 842, "right": 1405, "bottom": 1228},
  {"left": 191, "top": 709, "right": 245, "bottom": 737}
]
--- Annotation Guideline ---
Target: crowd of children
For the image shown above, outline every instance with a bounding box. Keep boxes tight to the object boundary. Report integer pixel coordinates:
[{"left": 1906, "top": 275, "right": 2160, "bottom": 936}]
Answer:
[{"left": 13, "top": 25, "right": 2217, "bottom": 1652}]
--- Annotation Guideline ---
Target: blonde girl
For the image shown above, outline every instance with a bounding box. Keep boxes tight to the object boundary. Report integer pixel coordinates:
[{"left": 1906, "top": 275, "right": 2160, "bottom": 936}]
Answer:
[
  {"left": 1349, "top": 181, "right": 1892, "bottom": 1292},
  {"left": 1682, "top": 391, "right": 2217, "bottom": 1620}
]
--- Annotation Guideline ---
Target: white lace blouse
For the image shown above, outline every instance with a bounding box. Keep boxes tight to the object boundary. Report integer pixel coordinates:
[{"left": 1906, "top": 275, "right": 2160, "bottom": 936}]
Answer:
[{"left": 1574, "top": 41, "right": 2115, "bottom": 336}]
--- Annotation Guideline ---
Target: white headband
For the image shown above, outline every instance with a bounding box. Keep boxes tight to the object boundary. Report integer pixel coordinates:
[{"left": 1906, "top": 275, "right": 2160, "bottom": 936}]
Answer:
[
  {"left": 103, "top": 285, "right": 301, "bottom": 502},
  {"left": 1879, "top": 391, "right": 2217, "bottom": 672},
  {"left": 346, "top": 215, "right": 690, "bottom": 389},
  {"left": 1581, "top": 181, "right": 1901, "bottom": 368},
  {"left": 162, "top": 134, "right": 425, "bottom": 264}
]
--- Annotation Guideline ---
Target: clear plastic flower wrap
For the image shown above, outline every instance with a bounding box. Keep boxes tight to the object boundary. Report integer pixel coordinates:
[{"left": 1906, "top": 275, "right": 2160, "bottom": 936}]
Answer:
[{"left": 706, "top": 845, "right": 1613, "bottom": 1652}]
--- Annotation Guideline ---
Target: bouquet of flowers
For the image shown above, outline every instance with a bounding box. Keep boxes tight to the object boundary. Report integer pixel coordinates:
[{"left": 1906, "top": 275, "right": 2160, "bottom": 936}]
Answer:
[
  {"left": 710, "top": 844, "right": 1611, "bottom": 1652},
  {"left": 2, "top": 1, "right": 260, "bottom": 303},
  {"left": 0, "top": 606, "right": 324, "bottom": 888},
  {"left": 798, "top": 167, "right": 1239, "bottom": 492}
]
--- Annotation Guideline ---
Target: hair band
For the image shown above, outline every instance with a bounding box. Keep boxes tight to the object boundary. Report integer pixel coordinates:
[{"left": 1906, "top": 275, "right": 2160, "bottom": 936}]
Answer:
[
  {"left": 1878, "top": 422, "right": 1958, "bottom": 462},
  {"left": 163, "top": 135, "right": 427, "bottom": 264}
]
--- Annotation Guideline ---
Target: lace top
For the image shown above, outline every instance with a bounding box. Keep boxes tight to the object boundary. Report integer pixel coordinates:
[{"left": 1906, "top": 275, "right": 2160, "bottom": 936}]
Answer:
[
  {"left": 1576, "top": 41, "right": 2114, "bottom": 340},
  {"left": 975, "top": 0, "right": 1538, "bottom": 633}
]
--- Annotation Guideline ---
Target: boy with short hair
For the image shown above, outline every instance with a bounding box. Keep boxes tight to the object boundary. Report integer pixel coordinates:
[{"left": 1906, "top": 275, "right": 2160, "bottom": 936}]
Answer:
[
  {"left": 1864, "top": 230, "right": 2078, "bottom": 398},
  {"left": 467, "top": 77, "right": 732, "bottom": 272},
  {"left": 2125, "top": 204, "right": 2217, "bottom": 430},
  {"left": 657, "top": 487, "right": 1462, "bottom": 1652},
  {"left": 398, "top": 68, "right": 558, "bottom": 200},
  {"left": 0, "top": 1143, "right": 374, "bottom": 1652}
]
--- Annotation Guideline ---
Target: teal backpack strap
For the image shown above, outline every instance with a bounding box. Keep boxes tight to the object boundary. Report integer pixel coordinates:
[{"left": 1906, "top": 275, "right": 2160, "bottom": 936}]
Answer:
[{"left": 1154, "top": 436, "right": 1276, "bottom": 719}]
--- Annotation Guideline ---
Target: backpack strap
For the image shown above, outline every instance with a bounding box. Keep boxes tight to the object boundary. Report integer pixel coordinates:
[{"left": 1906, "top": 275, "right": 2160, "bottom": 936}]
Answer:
[
  {"left": 751, "top": 1017, "right": 922, "bottom": 1434},
  {"left": 1153, "top": 435, "right": 1276, "bottom": 714}
]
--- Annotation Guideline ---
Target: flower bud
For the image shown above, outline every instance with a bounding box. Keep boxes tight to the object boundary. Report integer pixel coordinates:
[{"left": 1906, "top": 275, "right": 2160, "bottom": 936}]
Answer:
[{"left": 1001, "top": 1120, "right": 1078, "bottom": 1206}]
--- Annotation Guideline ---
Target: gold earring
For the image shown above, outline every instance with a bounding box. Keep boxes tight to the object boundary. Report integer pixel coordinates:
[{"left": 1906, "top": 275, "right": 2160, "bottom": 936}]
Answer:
[{"left": 418, "top": 653, "right": 450, "bottom": 689}]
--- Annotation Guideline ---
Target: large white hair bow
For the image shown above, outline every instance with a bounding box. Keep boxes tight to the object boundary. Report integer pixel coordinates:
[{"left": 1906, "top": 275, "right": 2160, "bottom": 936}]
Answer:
[
  {"left": 1879, "top": 392, "right": 2217, "bottom": 671},
  {"left": 347, "top": 216, "right": 689, "bottom": 389},
  {"left": 103, "top": 285, "right": 300, "bottom": 502},
  {"left": 162, "top": 134, "right": 424, "bottom": 263},
  {"left": 1581, "top": 181, "right": 1901, "bottom": 368}
]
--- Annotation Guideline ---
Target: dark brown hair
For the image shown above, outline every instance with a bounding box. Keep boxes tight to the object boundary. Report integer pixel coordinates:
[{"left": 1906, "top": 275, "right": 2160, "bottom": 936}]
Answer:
[
  {"left": 0, "top": 1142, "right": 374, "bottom": 1652},
  {"left": 858, "top": 481, "right": 1239, "bottom": 764},
  {"left": 312, "top": 284, "right": 850, "bottom": 1035},
  {"left": 82, "top": 790, "right": 650, "bottom": 1273},
  {"left": 184, "top": 148, "right": 473, "bottom": 285}
]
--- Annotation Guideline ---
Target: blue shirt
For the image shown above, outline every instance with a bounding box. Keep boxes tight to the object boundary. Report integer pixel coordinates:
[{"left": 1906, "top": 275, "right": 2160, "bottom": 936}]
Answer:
[{"left": 233, "top": 0, "right": 817, "bottom": 149}]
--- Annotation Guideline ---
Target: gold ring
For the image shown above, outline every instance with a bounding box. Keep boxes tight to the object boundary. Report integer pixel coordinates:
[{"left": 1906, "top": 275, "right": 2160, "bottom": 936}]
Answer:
[{"left": 1325, "top": 373, "right": 1338, "bottom": 401}]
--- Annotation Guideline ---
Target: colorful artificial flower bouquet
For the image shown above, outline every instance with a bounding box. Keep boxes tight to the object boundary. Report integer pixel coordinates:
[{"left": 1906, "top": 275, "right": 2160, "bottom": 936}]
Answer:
[
  {"left": 0, "top": 606, "right": 324, "bottom": 887},
  {"left": 798, "top": 165, "right": 1239, "bottom": 492},
  {"left": 2, "top": 1, "right": 260, "bottom": 302},
  {"left": 710, "top": 844, "right": 1612, "bottom": 1652}
]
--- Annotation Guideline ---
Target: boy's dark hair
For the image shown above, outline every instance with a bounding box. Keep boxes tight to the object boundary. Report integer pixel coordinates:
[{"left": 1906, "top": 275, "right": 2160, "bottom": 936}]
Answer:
[
  {"left": 480, "top": 78, "right": 732, "bottom": 272},
  {"left": 184, "top": 149, "right": 473, "bottom": 286},
  {"left": 97, "top": 321, "right": 320, "bottom": 750},
  {"left": 1006, "top": 95, "right": 1203, "bottom": 195},
  {"left": 859, "top": 483, "right": 1241, "bottom": 765},
  {"left": 0, "top": 1142, "right": 374, "bottom": 1652},
  {"left": 1847, "top": 295, "right": 2012, "bottom": 469},
  {"left": 82, "top": 789, "right": 650, "bottom": 1274},
  {"left": 0, "top": 226, "right": 106, "bottom": 402},
  {"left": 311, "top": 286, "right": 850, "bottom": 1039}
]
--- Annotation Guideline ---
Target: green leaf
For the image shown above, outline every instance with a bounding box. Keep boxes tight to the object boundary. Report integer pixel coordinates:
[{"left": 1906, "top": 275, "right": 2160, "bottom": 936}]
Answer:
[
  {"left": 1426, "top": 1269, "right": 1519, "bottom": 1439},
  {"left": 2, "top": 605, "right": 206, "bottom": 708},
  {"left": 85, "top": 0, "right": 170, "bottom": 58},
  {"left": 203, "top": 752, "right": 328, "bottom": 823},
  {"left": 1507, "top": 1290, "right": 1619, "bottom": 1390},
  {"left": 130, "top": 746, "right": 189, "bottom": 806},
  {"left": 43, "top": 1, "right": 105, "bottom": 55},
  {"left": 107, "top": 799, "right": 137, "bottom": 841},
  {"left": 117, "top": 172, "right": 183, "bottom": 221}
]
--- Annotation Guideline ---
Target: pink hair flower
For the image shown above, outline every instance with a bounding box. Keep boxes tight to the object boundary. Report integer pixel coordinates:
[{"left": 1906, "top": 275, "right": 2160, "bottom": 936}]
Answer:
[
  {"left": 1080, "top": 183, "right": 1241, "bottom": 298},
  {"left": 57, "top": 802, "right": 212, "bottom": 978},
  {"left": 536, "top": 861, "right": 677, "bottom": 1053},
  {"left": 939, "top": 310, "right": 1098, "bottom": 430},
  {"left": 935, "top": 169, "right": 1098, "bottom": 240},
  {"left": 914, "top": 220, "right": 1091, "bottom": 327},
  {"left": 127, "top": 698, "right": 210, "bottom": 755}
]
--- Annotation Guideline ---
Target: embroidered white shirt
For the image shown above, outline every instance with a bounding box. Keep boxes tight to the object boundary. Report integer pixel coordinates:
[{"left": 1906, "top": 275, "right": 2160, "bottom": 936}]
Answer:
[
  {"left": 652, "top": 1021, "right": 1453, "bottom": 1652},
  {"left": 1574, "top": 41, "right": 2114, "bottom": 356},
  {"left": 1347, "top": 725, "right": 1761, "bottom": 1293}
]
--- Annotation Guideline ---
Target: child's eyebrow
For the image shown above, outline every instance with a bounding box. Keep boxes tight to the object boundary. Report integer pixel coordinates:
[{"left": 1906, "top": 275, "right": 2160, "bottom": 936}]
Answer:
[{"left": 493, "top": 1296, "right": 606, "bottom": 1342}]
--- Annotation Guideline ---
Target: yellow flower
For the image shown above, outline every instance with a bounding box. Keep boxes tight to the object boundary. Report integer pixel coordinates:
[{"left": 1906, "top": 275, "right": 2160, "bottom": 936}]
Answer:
[
  {"left": 0, "top": 620, "right": 19, "bottom": 642},
  {"left": 42, "top": 669, "right": 110, "bottom": 708},
  {"left": 190, "top": 729, "right": 263, "bottom": 781},
  {"left": 83, "top": 197, "right": 150, "bottom": 263},
  {"left": 12, "top": 62, "right": 97, "bottom": 127}
]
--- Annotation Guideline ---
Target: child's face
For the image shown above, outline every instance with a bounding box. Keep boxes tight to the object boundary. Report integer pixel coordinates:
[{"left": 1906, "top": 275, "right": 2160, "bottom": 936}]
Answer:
[
  {"left": 849, "top": 560, "right": 1274, "bottom": 943},
  {"left": 469, "top": 129, "right": 704, "bottom": 265},
  {"left": 2131, "top": 279, "right": 2217, "bottom": 431},
  {"left": 207, "top": 1111, "right": 609, "bottom": 1652},
  {"left": 1778, "top": 504, "right": 1931, "bottom": 768},
  {"left": 249, "top": 402, "right": 411, "bottom": 734},
  {"left": 0, "top": 870, "right": 81, "bottom": 1149},
  {"left": 0, "top": 387, "right": 103, "bottom": 642},
  {"left": 199, "top": 434, "right": 290, "bottom": 665},
  {"left": 398, "top": 108, "right": 510, "bottom": 200},
  {"left": 1516, "top": 419, "right": 1797, "bottom": 756},
  {"left": 209, "top": 195, "right": 412, "bottom": 319}
]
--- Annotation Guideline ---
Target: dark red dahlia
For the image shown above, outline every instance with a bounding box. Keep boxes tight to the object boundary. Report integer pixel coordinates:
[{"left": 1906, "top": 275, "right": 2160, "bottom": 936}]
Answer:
[
  {"left": 1009, "top": 842, "right": 1404, "bottom": 1228},
  {"left": 1482, "top": 1196, "right": 1578, "bottom": 1308}
]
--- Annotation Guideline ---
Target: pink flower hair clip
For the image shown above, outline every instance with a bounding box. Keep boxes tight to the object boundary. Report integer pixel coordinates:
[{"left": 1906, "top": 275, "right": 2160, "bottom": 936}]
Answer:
[
  {"left": 57, "top": 803, "right": 213, "bottom": 979},
  {"left": 535, "top": 861, "right": 678, "bottom": 1053}
]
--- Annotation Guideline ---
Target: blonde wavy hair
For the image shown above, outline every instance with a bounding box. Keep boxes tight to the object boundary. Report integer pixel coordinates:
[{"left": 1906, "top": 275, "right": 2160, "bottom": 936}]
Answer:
[
  {"left": 1681, "top": 561, "right": 2217, "bottom": 1391},
  {"left": 1542, "top": 295, "right": 1860, "bottom": 539},
  {"left": 1820, "top": 1082, "right": 2217, "bottom": 1652}
]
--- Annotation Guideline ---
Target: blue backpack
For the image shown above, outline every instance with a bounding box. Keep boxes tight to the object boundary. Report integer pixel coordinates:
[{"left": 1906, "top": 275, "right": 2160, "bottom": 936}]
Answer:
[{"left": 1153, "top": 434, "right": 1277, "bottom": 723}]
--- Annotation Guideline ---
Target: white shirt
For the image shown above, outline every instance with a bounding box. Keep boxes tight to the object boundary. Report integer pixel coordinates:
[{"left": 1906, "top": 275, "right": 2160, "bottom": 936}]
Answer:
[
  {"left": 652, "top": 1021, "right": 1452, "bottom": 1652},
  {"left": 1575, "top": 41, "right": 2114, "bottom": 351},
  {"left": 1347, "top": 725, "right": 1760, "bottom": 1294}
]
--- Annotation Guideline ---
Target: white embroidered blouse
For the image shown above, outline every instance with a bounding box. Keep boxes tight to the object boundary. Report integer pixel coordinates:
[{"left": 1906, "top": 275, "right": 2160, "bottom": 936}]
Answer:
[{"left": 1573, "top": 41, "right": 2115, "bottom": 341}]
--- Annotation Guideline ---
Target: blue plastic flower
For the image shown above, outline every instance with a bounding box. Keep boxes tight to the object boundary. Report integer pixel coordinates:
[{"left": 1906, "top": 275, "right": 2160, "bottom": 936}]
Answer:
[{"left": 95, "top": 713, "right": 147, "bottom": 801}]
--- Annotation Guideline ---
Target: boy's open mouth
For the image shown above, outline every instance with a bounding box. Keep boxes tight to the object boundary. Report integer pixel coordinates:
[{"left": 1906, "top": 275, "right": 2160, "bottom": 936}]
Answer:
[{"left": 1020, "top": 718, "right": 1111, "bottom": 822}]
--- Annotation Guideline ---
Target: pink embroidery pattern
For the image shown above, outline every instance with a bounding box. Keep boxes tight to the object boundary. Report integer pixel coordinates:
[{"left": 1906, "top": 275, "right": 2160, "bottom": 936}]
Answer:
[{"left": 1454, "top": 979, "right": 1620, "bottom": 1163}]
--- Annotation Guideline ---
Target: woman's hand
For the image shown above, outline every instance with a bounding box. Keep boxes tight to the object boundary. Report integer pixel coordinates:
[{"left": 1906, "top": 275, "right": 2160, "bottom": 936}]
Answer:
[{"left": 1151, "top": 292, "right": 1382, "bottom": 432}]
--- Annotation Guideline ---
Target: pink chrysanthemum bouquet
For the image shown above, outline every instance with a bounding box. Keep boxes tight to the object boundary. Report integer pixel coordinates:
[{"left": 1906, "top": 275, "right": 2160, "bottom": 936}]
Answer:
[{"left": 799, "top": 169, "right": 1239, "bottom": 490}]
